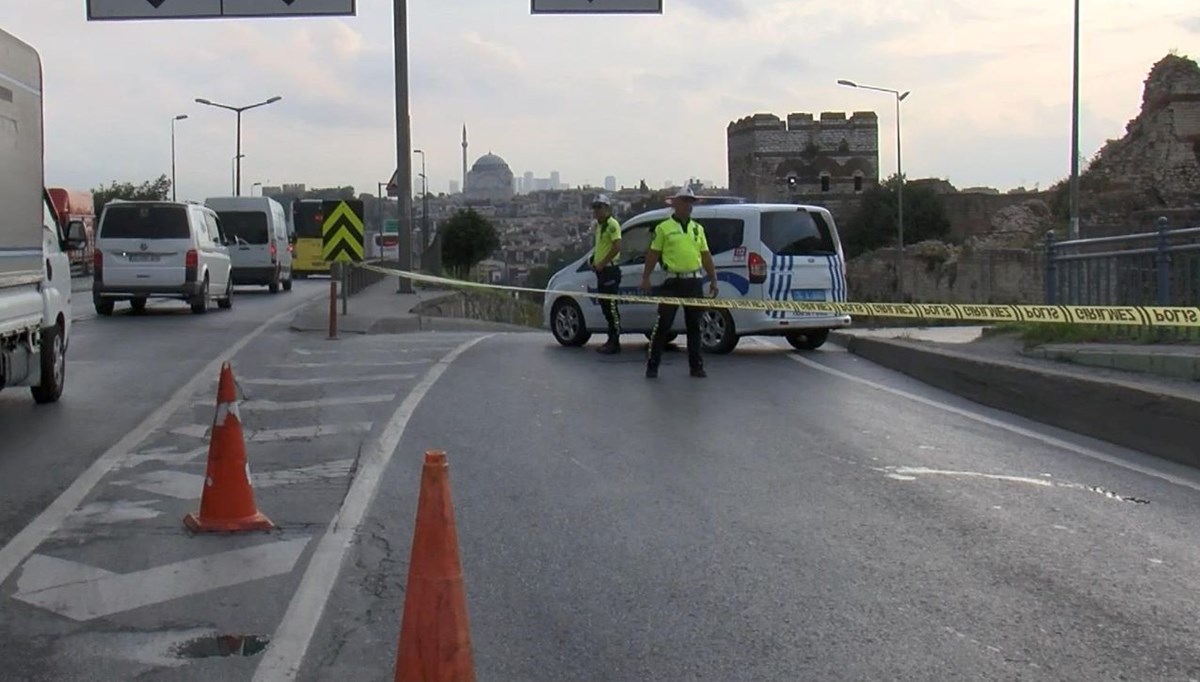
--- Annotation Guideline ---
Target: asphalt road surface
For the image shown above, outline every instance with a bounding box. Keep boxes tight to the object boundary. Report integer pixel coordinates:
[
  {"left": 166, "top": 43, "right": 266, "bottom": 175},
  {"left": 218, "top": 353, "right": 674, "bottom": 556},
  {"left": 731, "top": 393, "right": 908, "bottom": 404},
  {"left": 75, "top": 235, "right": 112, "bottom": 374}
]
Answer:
[{"left": 3, "top": 314, "right": 1200, "bottom": 681}]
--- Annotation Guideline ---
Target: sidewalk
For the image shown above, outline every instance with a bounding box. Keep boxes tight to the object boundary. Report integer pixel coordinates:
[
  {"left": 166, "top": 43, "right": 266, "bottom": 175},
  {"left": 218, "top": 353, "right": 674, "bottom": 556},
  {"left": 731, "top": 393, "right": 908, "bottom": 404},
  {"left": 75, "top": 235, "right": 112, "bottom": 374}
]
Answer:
[
  {"left": 1025, "top": 343, "right": 1200, "bottom": 382},
  {"left": 830, "top": 326, "right": 1200, "bottom": 468},
  {"left": 289, "top": 278, "right": 538, "bottom": 335}
]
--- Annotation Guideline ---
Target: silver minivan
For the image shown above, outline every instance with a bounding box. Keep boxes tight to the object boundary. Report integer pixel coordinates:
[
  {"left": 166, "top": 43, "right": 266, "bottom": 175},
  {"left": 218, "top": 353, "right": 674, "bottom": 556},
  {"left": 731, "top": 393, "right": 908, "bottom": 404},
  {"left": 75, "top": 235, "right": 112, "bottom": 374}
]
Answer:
[
  {"left": 203, "top": 196, "right": 293, "bottom": 294},
  {"left": 93, "top": 201, "right": 234, "bottom": 315}
]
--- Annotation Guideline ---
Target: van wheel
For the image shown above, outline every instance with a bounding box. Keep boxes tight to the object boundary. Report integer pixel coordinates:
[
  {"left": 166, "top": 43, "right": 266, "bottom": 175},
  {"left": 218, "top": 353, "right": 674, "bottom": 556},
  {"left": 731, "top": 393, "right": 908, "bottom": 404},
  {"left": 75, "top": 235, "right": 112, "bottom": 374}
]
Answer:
[
  {"left": 282, "top": 276, "right": 293, "bottom": 292},
  {"left": 550, "top": 298, "right": 591, "bottom": 347},
  {"left": 269, "top": 269, "right": 281, "bottom": 294},
  {"left": 700, "top": 308, "right": 738, "bottom": 354},
  {"left": 93, "top": 296, "right": 114, "bottom": 316},
  {"left": 218, "top": 279, "right": 233, "bottom": 309},
  {"left": 786, "top": 329, "right": 830, "bottom": 351},
  {"left": 130, "top": 297, "right": 147, "bottom": 314},
  {"left": 191, "top": 278, "right": 209, "bottom": 314},
  {"left": 31, "top": 323, "right": 65, "bottom": 404}
]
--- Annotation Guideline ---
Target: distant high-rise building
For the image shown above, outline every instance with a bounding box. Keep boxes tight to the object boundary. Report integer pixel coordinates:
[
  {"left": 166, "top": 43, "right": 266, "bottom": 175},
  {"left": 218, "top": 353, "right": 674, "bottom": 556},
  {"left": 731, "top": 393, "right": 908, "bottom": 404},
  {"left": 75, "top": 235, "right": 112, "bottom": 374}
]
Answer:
[
  {"left": 523, "top": 171, "right": 534, "bottom": 194},
  {"left": 604, "top": 176, "right": 616, "bottom": 192},
  {"left": 550, "top": 171, "right": 561, "bottom": 190},
  {"left": 449, "top": 180, "right": 460, "bottom": 195}
]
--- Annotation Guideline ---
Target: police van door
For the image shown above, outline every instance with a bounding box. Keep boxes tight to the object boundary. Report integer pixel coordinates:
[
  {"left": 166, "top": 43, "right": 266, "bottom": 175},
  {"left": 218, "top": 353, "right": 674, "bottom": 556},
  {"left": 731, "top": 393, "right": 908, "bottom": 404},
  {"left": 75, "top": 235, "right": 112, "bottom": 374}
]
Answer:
[
  {"left": 610, "top": 221, "right": 660, "bottom": 332},
  {"left": 758, "top": 208, "right": 847, "bottom": 319}
]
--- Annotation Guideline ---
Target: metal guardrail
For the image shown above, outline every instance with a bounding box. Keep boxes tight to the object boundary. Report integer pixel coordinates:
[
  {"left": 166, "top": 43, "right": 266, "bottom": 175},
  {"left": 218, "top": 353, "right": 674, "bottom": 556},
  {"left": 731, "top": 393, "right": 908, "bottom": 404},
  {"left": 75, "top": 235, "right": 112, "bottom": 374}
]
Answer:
[
  {"left": 343, "top": 259, "right": 387, "bottom": 296},
  {"left": 1045, "top": 217, "right": 1200, "bottom": 307}
]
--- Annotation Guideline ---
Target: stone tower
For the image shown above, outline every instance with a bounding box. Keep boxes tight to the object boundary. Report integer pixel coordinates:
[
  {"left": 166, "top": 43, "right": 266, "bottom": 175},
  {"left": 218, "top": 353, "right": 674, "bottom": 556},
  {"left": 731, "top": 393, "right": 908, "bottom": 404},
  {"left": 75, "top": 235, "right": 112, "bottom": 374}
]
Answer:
[{"left": 727, "top": 111, "right": 880, "bottom": 222}]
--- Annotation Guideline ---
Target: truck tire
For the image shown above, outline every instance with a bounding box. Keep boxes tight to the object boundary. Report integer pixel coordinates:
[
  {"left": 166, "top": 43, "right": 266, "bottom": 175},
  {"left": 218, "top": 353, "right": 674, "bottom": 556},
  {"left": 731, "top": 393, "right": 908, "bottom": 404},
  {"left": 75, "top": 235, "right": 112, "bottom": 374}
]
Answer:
[{"left": 31, "top": 323, "right": 65, "bottom": 404}]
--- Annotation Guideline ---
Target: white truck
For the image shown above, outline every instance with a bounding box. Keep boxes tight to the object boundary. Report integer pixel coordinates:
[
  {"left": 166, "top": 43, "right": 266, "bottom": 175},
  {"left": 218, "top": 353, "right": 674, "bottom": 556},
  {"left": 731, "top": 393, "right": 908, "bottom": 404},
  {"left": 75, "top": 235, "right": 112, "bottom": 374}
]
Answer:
[{"left": 1, "top": 28, "right": 77, "bottom": 403}]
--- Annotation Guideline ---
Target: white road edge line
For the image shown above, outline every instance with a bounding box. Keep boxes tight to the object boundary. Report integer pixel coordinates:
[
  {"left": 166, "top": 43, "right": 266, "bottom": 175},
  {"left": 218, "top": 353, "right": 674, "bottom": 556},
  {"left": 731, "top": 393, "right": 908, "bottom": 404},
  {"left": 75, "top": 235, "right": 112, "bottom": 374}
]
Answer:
[
  {"left": 761, "top": 339, "right": 1200, "bottom": 494},
  {"left": 0, "top": 295, "right": 323, "bottom": 584},
  {"left": 252, "top": 333, "right": 494, "bottom": 682}
]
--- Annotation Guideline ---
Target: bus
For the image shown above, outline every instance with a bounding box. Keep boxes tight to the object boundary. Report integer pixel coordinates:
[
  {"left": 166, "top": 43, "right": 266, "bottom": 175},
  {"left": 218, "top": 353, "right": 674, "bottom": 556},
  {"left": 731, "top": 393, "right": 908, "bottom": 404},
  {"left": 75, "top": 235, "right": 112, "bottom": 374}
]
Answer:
[{"left": 290, "top": 199, "right": 329, "bottom": 278}]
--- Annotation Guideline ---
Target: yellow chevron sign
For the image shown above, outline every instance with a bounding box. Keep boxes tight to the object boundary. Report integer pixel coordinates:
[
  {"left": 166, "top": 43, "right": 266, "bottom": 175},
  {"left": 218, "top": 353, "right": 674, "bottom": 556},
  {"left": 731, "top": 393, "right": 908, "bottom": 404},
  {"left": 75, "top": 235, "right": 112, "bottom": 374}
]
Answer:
[{"left": 321, "top": 200, "right": 365, "bottom": 263}]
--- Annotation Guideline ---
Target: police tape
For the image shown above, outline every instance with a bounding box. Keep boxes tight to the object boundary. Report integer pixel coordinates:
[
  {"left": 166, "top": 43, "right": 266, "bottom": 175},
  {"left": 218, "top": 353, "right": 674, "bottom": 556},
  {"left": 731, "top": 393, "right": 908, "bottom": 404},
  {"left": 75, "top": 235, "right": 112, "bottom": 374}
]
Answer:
[{"left": 353, "top": 262, "right": 1200, "bottom": 328}]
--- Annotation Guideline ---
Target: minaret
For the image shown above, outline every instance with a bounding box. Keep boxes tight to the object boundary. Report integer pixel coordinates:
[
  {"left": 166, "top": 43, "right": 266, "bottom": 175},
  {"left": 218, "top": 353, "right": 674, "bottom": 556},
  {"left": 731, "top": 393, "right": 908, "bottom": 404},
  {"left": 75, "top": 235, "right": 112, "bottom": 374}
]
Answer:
[{"left": 461, "top": 123, "right": 468, "bottom": 195}]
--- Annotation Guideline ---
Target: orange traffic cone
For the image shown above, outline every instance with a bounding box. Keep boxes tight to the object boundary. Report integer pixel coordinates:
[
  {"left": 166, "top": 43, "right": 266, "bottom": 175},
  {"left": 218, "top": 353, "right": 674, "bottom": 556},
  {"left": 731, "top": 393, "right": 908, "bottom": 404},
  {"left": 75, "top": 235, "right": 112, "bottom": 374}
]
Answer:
[
  {"left": 183, "top": 362, "right": 274, "bottom": 533},
  {"left": 394, "top": 451, "right": 476, "bottom": 682}
]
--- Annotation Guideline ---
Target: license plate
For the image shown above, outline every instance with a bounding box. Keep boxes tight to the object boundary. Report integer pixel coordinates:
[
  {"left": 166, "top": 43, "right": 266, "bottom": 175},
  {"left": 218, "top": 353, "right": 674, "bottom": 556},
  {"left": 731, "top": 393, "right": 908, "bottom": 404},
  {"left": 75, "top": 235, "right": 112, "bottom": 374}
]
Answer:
[
  {"left": 128, "top": 254, "right": 159, "bottom": 263},
  {"left": 790, "top": 289, "right": 826, "bottom": 301}
]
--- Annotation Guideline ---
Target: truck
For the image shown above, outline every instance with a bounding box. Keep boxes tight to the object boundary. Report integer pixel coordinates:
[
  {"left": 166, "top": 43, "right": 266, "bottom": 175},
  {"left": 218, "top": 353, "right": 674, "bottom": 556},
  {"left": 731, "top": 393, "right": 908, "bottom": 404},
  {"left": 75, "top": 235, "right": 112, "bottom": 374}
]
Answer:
[
  {"left": 1, "top": 27, "right": 79, "bottom": 403},
  {"left": 47, "top": 187, "right": 95, "bottom": 276}
]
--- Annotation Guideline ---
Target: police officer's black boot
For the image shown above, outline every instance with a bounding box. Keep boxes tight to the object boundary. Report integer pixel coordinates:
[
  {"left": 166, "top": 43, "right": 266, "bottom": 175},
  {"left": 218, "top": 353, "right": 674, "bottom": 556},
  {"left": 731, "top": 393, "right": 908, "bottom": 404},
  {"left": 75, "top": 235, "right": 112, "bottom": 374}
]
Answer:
[{"left": 597, "top": 334, "right": 621, "bottom": 354}]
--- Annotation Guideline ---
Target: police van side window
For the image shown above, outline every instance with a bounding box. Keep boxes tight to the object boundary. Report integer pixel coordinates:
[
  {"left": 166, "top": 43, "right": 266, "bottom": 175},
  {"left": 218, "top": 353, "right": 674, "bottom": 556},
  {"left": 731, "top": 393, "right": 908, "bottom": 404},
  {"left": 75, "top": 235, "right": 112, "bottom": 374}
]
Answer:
[
  {"left": 617, "top": 223, "right": 654, "bottom": 265},
  {"left": 760, "top": 210, "right": 837, "bottom": 256},
  {"left": 700, "top": 218, "right": 745, "bottom": 255}
]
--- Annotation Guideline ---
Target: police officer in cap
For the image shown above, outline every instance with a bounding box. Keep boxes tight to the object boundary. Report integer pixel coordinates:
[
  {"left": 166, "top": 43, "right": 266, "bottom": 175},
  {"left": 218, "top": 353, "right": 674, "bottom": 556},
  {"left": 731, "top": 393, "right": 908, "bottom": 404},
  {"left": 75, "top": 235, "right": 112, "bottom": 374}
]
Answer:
[
  {"left": 639, "top": 187, "right": 718, "bottom": 378},
  {"left": 590, "top": 194, "right": 623, "bottom": 354}
]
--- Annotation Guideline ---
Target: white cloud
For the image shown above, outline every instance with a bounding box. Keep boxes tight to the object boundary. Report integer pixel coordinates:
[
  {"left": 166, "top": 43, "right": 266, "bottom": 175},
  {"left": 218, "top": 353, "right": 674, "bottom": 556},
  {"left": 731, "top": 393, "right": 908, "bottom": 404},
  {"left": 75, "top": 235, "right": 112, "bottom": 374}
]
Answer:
[{"left": 0, "top": 1, "right": 1194, "bottom": 201}]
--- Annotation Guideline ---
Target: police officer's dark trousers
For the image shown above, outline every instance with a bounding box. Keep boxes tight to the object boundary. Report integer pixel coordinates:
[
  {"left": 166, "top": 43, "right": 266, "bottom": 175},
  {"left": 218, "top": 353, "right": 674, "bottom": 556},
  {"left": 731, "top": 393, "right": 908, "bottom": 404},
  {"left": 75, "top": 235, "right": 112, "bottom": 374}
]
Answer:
[
  {"left": 647, "top": 276, "right": 704, "bottom": 370},
  {"left": 596, "top": 265, "right": 621, "bottom": 347}
]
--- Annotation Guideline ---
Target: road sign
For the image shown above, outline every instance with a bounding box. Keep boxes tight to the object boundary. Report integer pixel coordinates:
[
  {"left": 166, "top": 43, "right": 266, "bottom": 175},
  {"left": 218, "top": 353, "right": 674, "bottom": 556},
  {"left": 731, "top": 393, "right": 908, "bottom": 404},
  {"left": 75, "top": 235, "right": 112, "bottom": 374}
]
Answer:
[
  {"left": 321, "top": 200, "right": 365, "bottom": 263},
  {"left": 531, "top": 0, "right": 662, "bottom": 13},
  {"left": 386, "top": 168, "right": 400, "bottom": 197},
  {"left": 383, "top": 219, "right": 399, "bottom": 235},
  {"left": 86, "top": 0, "right": 356, "bottom": 21}
]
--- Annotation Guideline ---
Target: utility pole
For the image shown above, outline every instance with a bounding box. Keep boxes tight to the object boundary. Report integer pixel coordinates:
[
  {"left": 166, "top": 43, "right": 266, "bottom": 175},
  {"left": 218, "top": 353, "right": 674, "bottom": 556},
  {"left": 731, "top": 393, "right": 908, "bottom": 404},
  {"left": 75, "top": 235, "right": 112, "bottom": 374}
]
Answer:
[
  {"left": 1068, "top": 0, "right": 1081, "bottom": 240},
  {"left": 393, "top": 0, "right": 414, "bottom": 293}
]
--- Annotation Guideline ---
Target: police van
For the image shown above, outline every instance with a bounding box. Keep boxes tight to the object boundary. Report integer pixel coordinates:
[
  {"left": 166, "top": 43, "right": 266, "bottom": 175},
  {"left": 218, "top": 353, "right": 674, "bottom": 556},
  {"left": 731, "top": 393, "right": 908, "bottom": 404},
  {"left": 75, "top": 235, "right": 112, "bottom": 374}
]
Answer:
[{"left": 543, "top": 201, "right": 852, "bottom": 353}]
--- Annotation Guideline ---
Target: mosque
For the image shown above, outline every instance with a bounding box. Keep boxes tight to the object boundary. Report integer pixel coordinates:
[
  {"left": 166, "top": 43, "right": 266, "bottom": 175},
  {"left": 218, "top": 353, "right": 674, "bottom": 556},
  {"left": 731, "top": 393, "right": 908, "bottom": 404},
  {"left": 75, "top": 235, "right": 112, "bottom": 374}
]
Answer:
[{"left": 460, "top": 123, "right": 515, "bottom": 202}]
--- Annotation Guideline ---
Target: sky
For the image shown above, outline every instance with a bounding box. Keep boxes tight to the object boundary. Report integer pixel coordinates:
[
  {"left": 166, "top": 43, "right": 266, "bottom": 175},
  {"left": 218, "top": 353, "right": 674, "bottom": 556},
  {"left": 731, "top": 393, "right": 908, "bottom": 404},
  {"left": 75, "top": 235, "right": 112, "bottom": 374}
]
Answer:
[{"left": 2, "top": 1, "right": 1197, "bottom": 202}]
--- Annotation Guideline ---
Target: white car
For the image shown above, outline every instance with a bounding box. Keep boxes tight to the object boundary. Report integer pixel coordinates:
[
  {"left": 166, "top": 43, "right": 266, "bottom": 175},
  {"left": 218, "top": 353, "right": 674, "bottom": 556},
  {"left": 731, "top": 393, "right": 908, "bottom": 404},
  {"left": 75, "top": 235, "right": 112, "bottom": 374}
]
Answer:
[
  {"left": 544, "top": 202, "right": 853, "bottom": 353},
  {"left": 92, "top": 200, "right": 234, "bottom": 315},
  {"left": 204, "top": 196, "right": 293, "bottom": 293}
]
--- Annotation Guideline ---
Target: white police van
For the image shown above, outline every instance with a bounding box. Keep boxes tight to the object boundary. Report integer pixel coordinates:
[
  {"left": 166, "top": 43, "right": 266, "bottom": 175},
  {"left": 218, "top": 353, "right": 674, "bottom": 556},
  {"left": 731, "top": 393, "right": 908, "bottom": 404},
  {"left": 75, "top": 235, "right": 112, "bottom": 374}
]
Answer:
[{"left": 544, "top": 201, "right": 852, "bottom": 353}]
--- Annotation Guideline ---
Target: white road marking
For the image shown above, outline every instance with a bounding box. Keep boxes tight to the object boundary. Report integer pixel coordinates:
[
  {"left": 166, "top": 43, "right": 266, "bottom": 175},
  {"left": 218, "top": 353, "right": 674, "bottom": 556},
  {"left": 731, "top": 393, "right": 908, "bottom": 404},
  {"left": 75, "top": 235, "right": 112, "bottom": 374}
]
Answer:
[
  {"left": 237, "top": 374, "right": 418, "bottom": 387},
  {"left": 270, "top": 360, "right": 432, "bottom": 369},
  {"left": 113, "top": 460, "right": 357, "bottom": 500},
  {"left": 253, "top": 334, "right": 493, "bottom": 682},
  {"left": 169, "top": 422, "right": 373, "bottom": 442},
  {"left": 115, "top": 446, "right": 208, "bottom": 470},
  {"left": 61, "top": 500, "right": 163, "bottom": 527},
  {"left": 0, "top": 296, "right": 320, "bottom": 585},
  {"left": 191, "top": 395, "right": 395, "bottom": 411},
  {"left": 293, "top": 346, "right": 454, "bottom": 355},
  {"left": 13, "top": 537, "right": 311, "bottom": 622},
  {"left": 774, "top": 342, "right": 1200, "bottom": 495}
]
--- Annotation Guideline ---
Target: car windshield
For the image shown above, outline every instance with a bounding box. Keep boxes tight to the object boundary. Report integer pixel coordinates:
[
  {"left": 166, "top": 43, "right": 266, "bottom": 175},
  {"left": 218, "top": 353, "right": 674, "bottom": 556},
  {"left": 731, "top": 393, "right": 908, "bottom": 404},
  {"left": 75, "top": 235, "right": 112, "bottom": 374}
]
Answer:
[
  {"left": 759, "top": 210, "right": 837, "bottom": 256},
  {"left": 99, "top": 204, "right": 189, "bottom": 240},
  {"left": 217, "top": 211, "right": 269, "bottom": 244}
]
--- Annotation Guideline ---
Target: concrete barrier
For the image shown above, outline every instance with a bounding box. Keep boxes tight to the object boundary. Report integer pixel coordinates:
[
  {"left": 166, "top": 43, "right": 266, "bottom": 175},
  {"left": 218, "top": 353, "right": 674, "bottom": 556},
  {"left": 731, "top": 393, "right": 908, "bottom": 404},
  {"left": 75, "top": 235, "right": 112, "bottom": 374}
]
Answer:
[{"left": 834, "top": 333, "right": 1200, "bottom": 468}]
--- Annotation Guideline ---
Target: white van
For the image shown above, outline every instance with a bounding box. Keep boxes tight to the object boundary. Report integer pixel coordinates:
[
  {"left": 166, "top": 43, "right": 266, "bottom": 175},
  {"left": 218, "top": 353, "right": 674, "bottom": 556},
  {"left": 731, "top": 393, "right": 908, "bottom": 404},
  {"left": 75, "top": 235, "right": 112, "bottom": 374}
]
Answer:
[
  {"left": 543, "top": 202, "right": 852, "bottom": 353},
  {"left": 93, "top": 201, "right": 233, "bottom": 315},
  {"left": 203, "top": 196, "right": 293, "bottom": 293}
]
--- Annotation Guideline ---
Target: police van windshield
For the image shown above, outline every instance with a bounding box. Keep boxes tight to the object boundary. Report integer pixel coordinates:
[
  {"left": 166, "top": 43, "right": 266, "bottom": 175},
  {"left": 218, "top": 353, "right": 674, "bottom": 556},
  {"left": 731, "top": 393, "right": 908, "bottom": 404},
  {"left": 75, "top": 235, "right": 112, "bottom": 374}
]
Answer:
[
  {"left": 216, "top": 211, "right": 270, "bottom": 244},
  {"left": 99, "top": 204, "right": 189, "bottom": 240},
  {"left": 760, "top": 210, "right": 837, "bottom": 256}
]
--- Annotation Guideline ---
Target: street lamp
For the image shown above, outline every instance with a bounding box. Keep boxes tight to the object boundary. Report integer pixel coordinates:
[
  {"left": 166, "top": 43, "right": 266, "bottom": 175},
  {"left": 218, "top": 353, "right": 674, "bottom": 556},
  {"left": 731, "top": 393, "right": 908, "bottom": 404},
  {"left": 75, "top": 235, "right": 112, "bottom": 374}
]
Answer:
[
  {"left": 252, "top": 182, "right": 263, "bottom": 196},
  {"left": 1069, "top": 0, "right": 1081, "bottom": 240},
  {"left": 195, "top": 95, "right": 282, "bottom": 197},
  {"left": 413, "top": 149, "right": 428, "bottom": 251},
  {"left": 231, "top": 154, "right": 245, "bottom": 195},
  {"left": 839, "top": 78, "right": 910, "bottom": 300},
  {"left": 171, "top": 114, "right": 188, "bottom": 202}
]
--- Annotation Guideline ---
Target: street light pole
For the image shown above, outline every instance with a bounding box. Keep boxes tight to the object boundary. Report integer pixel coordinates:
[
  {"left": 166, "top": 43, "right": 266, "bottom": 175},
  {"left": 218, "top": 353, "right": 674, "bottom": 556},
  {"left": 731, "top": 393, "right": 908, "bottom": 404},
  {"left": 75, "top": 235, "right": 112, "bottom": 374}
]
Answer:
[
  {"left": 838, "top": 78, "right": 910, "bottom": 301},
  {"left": 171, "top": 114, "right": 188, "bottom": 202},
  {"left": 414, "top": 149, "right": 427, "bottom": 250},
  {"left": 195, "top": 95, "right": 282, "bottom": 197},
  {"left": 394, "top": 0, "right": 414, "bottom": 293},
  {"left": 1069, "top": 0, "right": 1081, "bottom": 240},
  {"left": 231, "top": 154, "right": 244, "bottom": 194}
]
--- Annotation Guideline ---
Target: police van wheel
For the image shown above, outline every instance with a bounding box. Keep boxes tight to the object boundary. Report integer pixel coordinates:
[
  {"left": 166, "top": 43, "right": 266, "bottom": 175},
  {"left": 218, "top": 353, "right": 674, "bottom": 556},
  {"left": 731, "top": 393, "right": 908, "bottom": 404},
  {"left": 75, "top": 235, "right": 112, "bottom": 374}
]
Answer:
[
  {"left": 700, "top": 308, "right": 738, "bottom": 354},
  {"left": 787, "top": 329, "right": 830, "bottom": 351},
  {"left": 551, "top": 298, "right": 591, "bottom": 347}
]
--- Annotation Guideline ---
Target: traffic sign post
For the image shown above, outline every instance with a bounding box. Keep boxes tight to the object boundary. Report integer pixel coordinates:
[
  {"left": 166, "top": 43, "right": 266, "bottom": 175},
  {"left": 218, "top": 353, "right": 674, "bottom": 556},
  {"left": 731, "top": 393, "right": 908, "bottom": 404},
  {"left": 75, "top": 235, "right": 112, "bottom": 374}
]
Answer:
[
  {"left": 321, "top": 200, "right": 365, "bottom": 264},
  {"left": 86, "top": 0, "right": 356, "bottom": 20},
  {"left": 531, "top": 0, "right": 662, "bottom": 13}
]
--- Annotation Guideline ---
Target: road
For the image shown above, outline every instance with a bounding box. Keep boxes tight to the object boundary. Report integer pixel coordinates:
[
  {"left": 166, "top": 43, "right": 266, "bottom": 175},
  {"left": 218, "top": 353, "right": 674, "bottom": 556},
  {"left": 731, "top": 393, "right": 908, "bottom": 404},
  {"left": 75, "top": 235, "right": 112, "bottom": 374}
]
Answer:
[{"left": 3, "top": 308, "right": 1200, "bottom": 681}]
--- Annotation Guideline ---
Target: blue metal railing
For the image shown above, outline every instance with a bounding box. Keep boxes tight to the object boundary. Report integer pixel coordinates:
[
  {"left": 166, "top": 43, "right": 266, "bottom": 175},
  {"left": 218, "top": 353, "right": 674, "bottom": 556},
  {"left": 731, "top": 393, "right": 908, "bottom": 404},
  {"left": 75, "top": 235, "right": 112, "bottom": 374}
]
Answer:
[{"left": 1044, "top": 217, "right": 1200, "bottom": 307}]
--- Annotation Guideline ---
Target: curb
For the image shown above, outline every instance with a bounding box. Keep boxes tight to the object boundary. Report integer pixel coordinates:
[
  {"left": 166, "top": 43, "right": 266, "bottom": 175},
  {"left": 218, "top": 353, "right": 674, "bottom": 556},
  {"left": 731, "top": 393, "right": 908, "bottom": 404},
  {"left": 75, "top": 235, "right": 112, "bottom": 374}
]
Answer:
[{"left": 831, "top": 331, "right": 1200, "bottom": 468}]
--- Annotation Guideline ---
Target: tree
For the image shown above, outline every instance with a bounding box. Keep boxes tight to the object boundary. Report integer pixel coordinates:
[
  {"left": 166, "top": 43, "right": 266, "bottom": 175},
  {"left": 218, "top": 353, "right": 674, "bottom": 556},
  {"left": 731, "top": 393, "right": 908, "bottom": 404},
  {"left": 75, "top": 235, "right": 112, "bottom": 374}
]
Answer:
[
  {"left": 92, "top": 175, "right": 172, "bottom": 214},
  {"left": 844, "top": 174, "right": 952, "bottom": 257},
  {"left": 440, "top": 208, "right": 500, "bottom": 278}
]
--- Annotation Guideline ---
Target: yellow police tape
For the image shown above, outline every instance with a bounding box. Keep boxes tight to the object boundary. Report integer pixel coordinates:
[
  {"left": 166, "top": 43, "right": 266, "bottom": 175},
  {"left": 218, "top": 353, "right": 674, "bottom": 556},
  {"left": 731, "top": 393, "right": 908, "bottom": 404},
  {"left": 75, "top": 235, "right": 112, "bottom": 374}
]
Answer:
[{"left": 354, "top": 263, "right": 1200, "bottom": 328}]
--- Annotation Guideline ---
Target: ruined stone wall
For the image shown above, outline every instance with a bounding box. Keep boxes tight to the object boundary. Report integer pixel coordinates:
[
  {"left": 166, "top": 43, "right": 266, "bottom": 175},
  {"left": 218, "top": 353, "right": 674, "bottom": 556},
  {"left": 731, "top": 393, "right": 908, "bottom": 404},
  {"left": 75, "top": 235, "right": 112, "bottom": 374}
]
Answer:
[
  {"left": 847, "top": 243, "right": 1044, "bottom": 305},
  {"left": 939, "top": 191, "right": 1051, "bottom": 242}
]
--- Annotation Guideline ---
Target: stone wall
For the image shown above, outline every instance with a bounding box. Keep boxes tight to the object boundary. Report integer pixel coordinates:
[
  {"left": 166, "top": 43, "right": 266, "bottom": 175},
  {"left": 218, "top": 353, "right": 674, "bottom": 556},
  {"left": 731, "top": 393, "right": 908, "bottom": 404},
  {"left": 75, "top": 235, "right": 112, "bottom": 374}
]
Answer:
[
  {"left": 939, "top": 190, "right": 1051, "bottom": 242},
  {"left": 847, "top": 242, "right": 1044, "bottom": 305}
]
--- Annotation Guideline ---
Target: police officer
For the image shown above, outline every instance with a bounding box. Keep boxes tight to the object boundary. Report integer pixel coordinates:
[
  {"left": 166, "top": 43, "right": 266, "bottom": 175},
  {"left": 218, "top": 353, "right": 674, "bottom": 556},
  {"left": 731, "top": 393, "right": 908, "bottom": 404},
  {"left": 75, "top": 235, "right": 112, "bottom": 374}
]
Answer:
[
  {"left": 639, "top": 187, "right": 718, "bottom": 378},
  {"left": 590, "top": 194, "right": 623, "bottom": 354}
]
